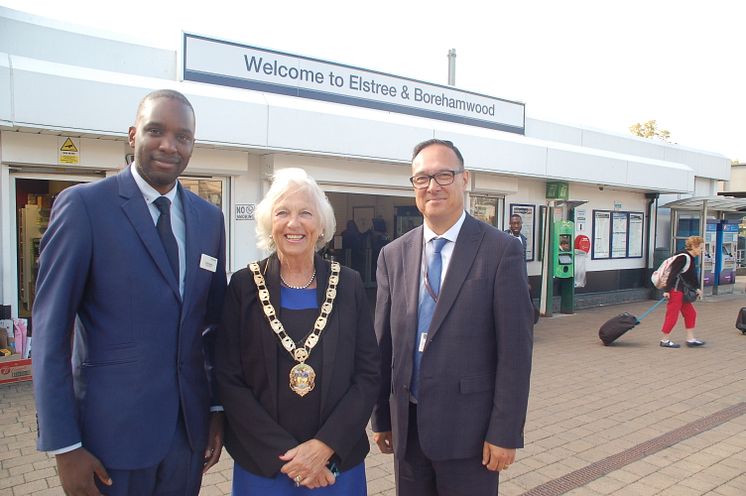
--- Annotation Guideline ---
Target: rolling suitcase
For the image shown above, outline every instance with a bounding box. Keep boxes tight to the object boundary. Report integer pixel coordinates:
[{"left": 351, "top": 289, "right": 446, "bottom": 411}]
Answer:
[
  {"left": 736, "top": 307, "right": 746, "bottom": 334},
  {"left": 599, "top": 298, "right": 666, "bottom": 346}
]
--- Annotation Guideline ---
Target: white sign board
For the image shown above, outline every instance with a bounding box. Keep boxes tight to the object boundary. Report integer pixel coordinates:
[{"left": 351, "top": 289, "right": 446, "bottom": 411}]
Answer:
[
  {"left": 235, "top": 203, "right": 255, "bottom": 221},
  {"left": 183, "top": 34, "right": 525, "bottom": 134}
]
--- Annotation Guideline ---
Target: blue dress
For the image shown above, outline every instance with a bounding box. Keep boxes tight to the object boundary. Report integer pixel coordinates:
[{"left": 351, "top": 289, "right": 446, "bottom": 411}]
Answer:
[{"left": 231, "top": 286, "right": 367, "bottom": 496}]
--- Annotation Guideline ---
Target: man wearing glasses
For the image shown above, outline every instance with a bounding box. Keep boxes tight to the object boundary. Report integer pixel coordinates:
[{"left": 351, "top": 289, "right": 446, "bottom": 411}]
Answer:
[{"left": 371, "top": 139, "right": 534, "bottom": 495}]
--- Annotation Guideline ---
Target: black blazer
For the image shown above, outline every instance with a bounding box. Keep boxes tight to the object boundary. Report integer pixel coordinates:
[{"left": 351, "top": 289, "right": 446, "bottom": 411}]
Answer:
[{"left": 216, "top": 254, "right": 380, "bottom": 477}]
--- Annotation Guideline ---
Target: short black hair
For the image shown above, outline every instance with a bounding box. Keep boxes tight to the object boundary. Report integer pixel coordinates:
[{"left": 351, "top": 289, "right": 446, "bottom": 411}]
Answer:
[
  {"left": 510, "top": 213, "right": 523, "bottom": 221},
  {"left": 136, "top": 89, "right": 195, "bottom": 122},
  {"left": 412, "top": 139, "right": 464, "bottom": 169}
]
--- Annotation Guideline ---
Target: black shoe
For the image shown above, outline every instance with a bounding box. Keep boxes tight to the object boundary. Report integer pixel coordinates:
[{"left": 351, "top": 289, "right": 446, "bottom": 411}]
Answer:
[
  {"left": 686, "top": 339, "right": 706, "bottom": 347},
  {"left": 660, "top": 340, "right": 680, "bottom": 348}
]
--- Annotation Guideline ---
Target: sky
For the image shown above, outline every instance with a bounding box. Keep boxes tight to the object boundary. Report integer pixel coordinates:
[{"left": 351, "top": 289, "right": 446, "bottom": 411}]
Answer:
[{"left": 2, "top": 0, "right": 744, "bottom": 161}]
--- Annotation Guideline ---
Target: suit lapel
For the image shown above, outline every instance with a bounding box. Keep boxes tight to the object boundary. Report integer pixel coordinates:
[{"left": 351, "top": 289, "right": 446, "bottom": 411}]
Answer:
[
  {"left": 404, "top": 228, "right": 423, "bottom": 332},
  {"left": 317, "top": 257, "right": 338, "bottom": 410},
  {"left": 428, "top": 215, "right": 484, "bottom": 341},
  {"left": 180, "top": 186, "right": 199, "bottom": 312},
  {"left": 261, "top": 256, "right": 281, "bottom": 404},
  {"left": 117, "top": 168, "right": 180, "bottom": 301}
]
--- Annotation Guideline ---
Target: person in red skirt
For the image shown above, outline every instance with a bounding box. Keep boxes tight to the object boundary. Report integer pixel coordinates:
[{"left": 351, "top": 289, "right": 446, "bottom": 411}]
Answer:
[{"left": 660, "top": 235, "right": 706, "bottom": 348}]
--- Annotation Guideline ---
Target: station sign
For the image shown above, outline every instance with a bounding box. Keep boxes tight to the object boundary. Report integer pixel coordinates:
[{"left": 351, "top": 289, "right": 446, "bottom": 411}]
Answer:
[{"left": 183, "top": 33, "right": 525, "bottom": 134}]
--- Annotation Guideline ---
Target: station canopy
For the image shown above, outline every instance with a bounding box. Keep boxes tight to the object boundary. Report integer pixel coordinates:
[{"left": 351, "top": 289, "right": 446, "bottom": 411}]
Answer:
[{"left": 662, "top": 196, "right": 746, "bottom": 212}]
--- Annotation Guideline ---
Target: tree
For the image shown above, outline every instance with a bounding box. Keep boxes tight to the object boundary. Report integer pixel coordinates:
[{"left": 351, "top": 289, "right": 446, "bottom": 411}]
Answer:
[{"left": 629, "top": 120, "right": 671, "bottom": 142}]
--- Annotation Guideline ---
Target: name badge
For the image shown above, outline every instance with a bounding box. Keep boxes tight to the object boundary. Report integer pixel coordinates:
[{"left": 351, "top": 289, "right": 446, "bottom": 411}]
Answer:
[
  {"left": 418, "top": 332, "right": 428, "bottom": 352},
  {"left": 200, "top": 254, "right": 218, "bottom": 272}
]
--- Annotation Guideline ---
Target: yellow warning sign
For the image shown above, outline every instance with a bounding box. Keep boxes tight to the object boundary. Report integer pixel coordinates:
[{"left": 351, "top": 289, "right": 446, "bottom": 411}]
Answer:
[
  {"left": 60, "top": 138, "right": 78, "bottom": 152},
  {"left": 58, "top": 137, "right": 80, "bottom": 165}
]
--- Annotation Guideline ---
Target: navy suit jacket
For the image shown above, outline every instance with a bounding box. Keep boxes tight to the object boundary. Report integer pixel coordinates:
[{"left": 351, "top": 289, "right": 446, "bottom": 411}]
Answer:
[
  {"left": 32, "top": 167, "right": 227, "bottom": 470},
  {"left": 371, "top": 214, "right": 533, "bottom": 460}
]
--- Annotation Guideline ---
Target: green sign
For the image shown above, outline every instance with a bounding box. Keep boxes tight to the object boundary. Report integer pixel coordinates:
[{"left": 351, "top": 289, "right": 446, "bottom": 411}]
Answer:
[{"left": 546, "top": 181, "right": 569, "bottom": 200}]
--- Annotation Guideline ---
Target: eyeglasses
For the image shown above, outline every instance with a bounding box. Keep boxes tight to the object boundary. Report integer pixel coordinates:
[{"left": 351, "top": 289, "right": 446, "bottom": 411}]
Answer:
[{"left": 409, "top": 170, "right": 463, "bottom": 189}]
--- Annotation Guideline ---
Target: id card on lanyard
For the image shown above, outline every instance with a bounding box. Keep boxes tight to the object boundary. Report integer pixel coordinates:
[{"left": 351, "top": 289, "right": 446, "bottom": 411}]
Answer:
[{"left": 419, "top": 240, "right": 441, "bottom": 352}]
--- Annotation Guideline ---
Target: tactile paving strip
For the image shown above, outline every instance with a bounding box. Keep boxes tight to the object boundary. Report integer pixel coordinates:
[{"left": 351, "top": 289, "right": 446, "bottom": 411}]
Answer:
[{"left": 520, "top": 401, "right": 746, "bottom": 496}]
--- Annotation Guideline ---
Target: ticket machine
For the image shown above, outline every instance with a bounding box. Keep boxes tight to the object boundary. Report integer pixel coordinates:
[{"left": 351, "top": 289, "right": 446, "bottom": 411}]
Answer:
[
  {"left": 703, "top": 221, "right": 717, "bottom": 286},
  {"left": 553, "top": 221, "right": 574, "bottom": 278},
  {"left": 717, "top": 221, "right": 738, "bottom": 286}
]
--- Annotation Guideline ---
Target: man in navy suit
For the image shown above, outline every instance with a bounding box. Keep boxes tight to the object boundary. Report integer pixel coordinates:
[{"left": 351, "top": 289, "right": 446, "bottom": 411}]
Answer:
[
  {"left": 32, "top": 89, "right": 227, "bottom": 495},
  {"left": 371, "top": 139, "right": 533, "bottom": 495}
]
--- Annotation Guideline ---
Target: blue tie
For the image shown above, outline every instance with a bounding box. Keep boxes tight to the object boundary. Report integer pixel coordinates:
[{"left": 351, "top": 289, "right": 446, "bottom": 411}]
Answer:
[
  {"left": 153, "top": 196, "right": 179, "bottom": 280},
  {"left": 411, "top": 237, "right": 447, "bottom": 400}
]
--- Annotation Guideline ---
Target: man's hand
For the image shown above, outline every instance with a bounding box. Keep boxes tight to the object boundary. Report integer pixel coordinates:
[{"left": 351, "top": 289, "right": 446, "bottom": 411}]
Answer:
[
  {"left": 373, "top": 431, "right": 394, "bottom": 454},
  {"left": 482, "top": 441, "right": 515, "bottom": 472},
  {"left": 203, "top": 412, "right": 224, "bottom": 473},
  {"left": 56, "top": 447, "right": 111, "bottom": 496},
  {"left": 279, "top": 439, "right": 334, "bottom": 486}
]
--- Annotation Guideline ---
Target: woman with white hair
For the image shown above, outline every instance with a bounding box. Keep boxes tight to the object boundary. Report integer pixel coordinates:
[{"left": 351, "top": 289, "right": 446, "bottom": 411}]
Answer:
[{"left": 216, "top": 168, "right": 380, "bottom": 495}]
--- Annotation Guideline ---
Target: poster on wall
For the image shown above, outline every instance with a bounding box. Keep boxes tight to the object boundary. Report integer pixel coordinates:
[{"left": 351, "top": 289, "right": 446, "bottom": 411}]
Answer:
[
  {"left": 510, "top": 204, "right": 535, "bottom": 262},
  {"left": 470, "top": 196, "right": 499, "bottom": 227},
  {"left": 593, "top": 211, "right": 611, "bottom": 258},
  {"left": 575, "top": 209, "right": 587, "bottom": 232},
  {"left": 611, "top": 212, "right": 628, "bottom": 258},
  {"left": 628, "top": 213, "right": 644, "bottom": 257}
]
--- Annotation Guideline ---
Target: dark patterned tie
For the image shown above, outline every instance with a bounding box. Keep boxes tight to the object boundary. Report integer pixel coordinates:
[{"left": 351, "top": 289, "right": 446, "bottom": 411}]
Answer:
[
  {"left": 153, "top": 197, "right": 179, "bottom": 280},
  {"left": 411, "top": 237, "right": 448, "bottom": 400}
]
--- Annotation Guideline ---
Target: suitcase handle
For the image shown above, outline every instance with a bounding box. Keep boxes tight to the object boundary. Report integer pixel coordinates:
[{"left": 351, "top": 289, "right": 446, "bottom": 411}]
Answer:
[{"left": 635, "top": 297, "right": 667, "bottom": 324}]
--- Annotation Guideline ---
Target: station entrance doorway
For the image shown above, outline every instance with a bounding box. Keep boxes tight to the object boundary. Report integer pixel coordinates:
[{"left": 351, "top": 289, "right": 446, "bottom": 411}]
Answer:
[{"left": 325, "top": 191, "right": 419, "bottom": 289}]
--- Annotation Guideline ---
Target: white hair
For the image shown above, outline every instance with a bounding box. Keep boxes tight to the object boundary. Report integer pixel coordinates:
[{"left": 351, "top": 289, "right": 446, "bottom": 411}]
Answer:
[{"left": 255, "top": 168, "right": 336, "bottom": 253}]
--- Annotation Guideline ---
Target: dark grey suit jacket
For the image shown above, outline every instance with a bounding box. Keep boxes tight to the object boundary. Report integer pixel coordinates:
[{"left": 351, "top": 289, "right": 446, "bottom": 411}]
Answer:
[{"left": 371, "top": 213, "right": 533, "bottom": 461}]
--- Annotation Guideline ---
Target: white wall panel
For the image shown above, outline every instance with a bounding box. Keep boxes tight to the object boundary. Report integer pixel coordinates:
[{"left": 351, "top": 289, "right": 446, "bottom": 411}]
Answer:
[
  {"left": 581, "top": 129, "right": 667, "bottom": 160},
  {"left": 83, "top": 139, "right": 126, "bottom": 169},
  {"left": 525, "top": 118, "right": 582, "bottom": 146},
  {"left": 190, "top": 93, "right": 268, "bottom": 148},
  {"left": 11, "top": 57, "right": 146, "bottom": 134},
  {"left": 664, "top": 146, "right": 730, "bottom": 180},
  {"left": 2, "top": 132, "right": 59, "bottom": 165},
  {"left": 626, "top": 159, "right": 693, "bottom": 193},
  {"left": 266, "top": 106, "right": 429, "bottom": 162},
  {"left": 0, "top": 53, "right": 10, "bottom": 125},
  {"left": 271, "top": 154, "right": 411, "bottom": 191},
  {"left": 0, "top": 9, "right": 175, "bottom": 79},
  {"left": 472, "top": 173, "right": 519, "bottom": 194},
  {"left": 188, "top": 148, "right": 251, "bottom": 175},
  {"left": 435, "top": 130, "right": 548, "bottom": 177},
  {"left": 546, "top": 148, "right": 627, "bottom": 184},
  {"left": 229, "top": 158, "right": 263, "bottom": 273}
]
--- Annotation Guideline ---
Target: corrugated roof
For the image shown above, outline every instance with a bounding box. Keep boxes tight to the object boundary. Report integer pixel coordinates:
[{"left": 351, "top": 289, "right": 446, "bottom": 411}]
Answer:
[{"left": 662, "top": 196, "right": 746, "bottom": 212}]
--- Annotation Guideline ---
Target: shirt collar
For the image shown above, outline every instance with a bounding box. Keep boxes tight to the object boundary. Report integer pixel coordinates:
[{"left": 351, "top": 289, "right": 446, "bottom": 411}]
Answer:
[
  {"left": 423, "top": 210, "right": 466, "bottom": 244},
  {"left": 130, "top": 164, "right": 178, "bottom": 204}
]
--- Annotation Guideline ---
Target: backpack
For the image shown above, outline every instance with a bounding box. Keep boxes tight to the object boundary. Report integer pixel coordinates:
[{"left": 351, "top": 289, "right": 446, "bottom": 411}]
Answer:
[{"left": 651, "top": 253, "right": 691, "bottom": 289}]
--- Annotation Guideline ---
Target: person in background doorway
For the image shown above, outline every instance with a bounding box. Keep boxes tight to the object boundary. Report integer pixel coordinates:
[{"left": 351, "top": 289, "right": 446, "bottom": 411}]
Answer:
[
  {"left": 32, "top": 89, "right": 227, "bottom": 495},
  {"left": 341, "top": 219, "right": 365, "bottom": 275},
  {"left": 660, "top": 235, "right": 706, "bottom": 348},
  {"left": 372, "top": 139, "right": 533, "bottom": 496},
  {"left": 505, "top": 213, "right": 528, "bottom": 262},
  {"left": 216, "top": 168, "right": 380, "bottom": 495}
]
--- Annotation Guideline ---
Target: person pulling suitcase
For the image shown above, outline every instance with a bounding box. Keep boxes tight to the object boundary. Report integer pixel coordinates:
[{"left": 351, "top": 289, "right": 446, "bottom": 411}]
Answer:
[{"left": 658, "top": 235, "right": 706, "bottom": 348}]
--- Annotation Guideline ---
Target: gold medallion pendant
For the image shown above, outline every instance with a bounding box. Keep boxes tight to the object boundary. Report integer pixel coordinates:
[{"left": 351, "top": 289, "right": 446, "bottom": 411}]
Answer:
[
  {"left": 289, "top": 362, "right": 316, "bottom": 397},
  {"left": 249, "top": 260, "right": 340, "bottom": 397}
]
